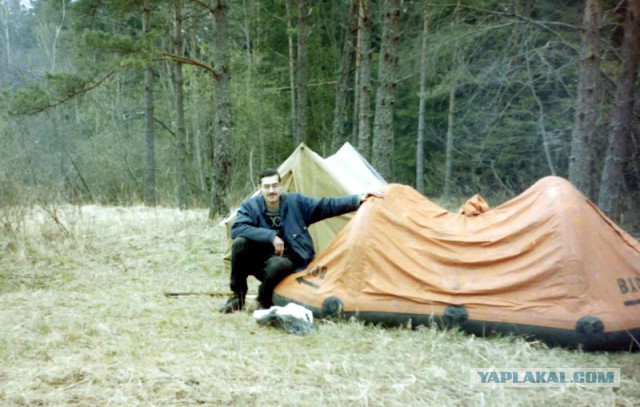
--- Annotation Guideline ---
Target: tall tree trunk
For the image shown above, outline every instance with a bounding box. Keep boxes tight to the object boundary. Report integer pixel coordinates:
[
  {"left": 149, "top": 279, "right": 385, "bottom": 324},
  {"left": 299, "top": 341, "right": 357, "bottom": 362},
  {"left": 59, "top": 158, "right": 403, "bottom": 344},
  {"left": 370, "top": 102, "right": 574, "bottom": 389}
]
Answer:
[
  {"left": 443, "top": 82, "right": 456, "bottom": 200},
  {"left": 285, "top": 0, "right": 296, "bottom": 142},
  {"left": 143, "top": 0, "right": 156, "bottom": 206},
  {"left": 209, "top": 0, "right": 232, "bottom": 218},
  {"left": 372, "top": 0, "right": 401, "bottom": 180},
  {"left": 331, "top": 0, "right": 358, "bottom": 153},
  {"left": 598, "top": 0, "right": 640, "bottom": 220},
  {"left": 357, "top": 0, "right": 373, "bottom": 160},
  {"left": 525, "top": 49, "right": 556, "bottom": 176},
  {"left": 443, "top": 0, "right": 461, "bottom": 200},
  {"left": 294, "top": 0, "right": 309, "bottom": 146},
  {"left": 189, "top": 17, "right": 207, "bottom": 195},
  {"left": 244, "top": 0, "right": 265, "bottom": 171},
  {"left": 174, "top": 0, "right": 188, "bottom": 209},
  {"left": 50, "top": 0, "right": 66, "bottom": 73},
  {"left": 1, "top": 1, "right": 11, "bottom": 69},
  {"left": 568, "top": 0, "right": 602, "bottom": 198},
  {"left": 416, "top": 14, "right": 429, "bottom": 194},
  {"left": 206, "top": 83, "right": 214, "bottom": 193},
  {"left": 351, "top": 1, "right": 362, "bottom": 146}
]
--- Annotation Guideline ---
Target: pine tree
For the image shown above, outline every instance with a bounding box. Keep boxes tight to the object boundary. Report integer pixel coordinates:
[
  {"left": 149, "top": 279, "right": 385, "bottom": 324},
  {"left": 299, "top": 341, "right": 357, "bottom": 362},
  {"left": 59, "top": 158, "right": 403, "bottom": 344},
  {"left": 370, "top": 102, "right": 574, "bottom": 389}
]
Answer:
[
  {"left": 294, "top": 0, "right": 309, "bottom": 146},
  {"left": 568, "top": 0, "right": 602, "bottom": 198},
  {"left": 209, "top": 0, "right": 233, "bottom": 218},
  {"left": 356, "top": 0, "right": 373, "bottom": 160},
  {"left": 598, "top": 0, "right": 640, "bottom": 220},
  {"left": 372, "top": 0, "right": 401, "bottom": 180},
  {"left": 174, "top": 0, "right": 187, "bottom": 209}
]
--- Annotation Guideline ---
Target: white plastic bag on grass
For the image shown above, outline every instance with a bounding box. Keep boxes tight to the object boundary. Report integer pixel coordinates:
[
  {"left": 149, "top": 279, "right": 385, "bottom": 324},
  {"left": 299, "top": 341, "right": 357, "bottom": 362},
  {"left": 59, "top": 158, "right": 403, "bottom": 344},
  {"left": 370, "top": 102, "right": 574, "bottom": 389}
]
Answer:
[{"left": 253, "top": 303, "right": 315, "bottom": 335}]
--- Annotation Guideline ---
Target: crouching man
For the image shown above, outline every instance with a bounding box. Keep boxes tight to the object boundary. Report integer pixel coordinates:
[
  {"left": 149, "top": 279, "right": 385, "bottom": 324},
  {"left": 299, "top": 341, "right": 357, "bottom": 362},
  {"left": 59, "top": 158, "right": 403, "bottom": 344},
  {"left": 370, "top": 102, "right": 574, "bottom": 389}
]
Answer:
[{"left": 220, "top": 168, "right": 383, "bottom": 313}]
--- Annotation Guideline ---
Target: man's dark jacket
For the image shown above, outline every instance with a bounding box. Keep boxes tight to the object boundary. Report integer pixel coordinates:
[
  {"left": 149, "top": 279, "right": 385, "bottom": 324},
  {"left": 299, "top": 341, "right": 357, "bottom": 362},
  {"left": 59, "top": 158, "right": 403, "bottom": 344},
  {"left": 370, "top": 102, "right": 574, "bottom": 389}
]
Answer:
[{"left": 230, "top": 192, "right": 360, "bottom": 265}]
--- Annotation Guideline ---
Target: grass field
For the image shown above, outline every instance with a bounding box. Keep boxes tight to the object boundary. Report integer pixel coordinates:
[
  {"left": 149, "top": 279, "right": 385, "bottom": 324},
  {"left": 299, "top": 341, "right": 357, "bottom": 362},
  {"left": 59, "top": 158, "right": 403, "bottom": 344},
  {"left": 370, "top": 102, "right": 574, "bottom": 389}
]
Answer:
[{"left": 1, "top": 204, "right": 639, "bottom": 406}]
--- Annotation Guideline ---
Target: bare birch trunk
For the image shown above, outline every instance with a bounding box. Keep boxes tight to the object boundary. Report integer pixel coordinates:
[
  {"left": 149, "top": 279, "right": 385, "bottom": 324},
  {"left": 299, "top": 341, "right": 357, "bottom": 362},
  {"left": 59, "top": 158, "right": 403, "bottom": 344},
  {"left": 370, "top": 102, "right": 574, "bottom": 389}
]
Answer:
[
  {"left": 525, "top": 51, "right": 556, "bottom": 175},
  {"left": 443, "top": 82, "right": 455, "bottom": 200},
  {"left": 50, "top": 0, "right": 66, "bottom": 72},
  {"left": 416, "top": 15, "right": 429, "bottom": 194}
]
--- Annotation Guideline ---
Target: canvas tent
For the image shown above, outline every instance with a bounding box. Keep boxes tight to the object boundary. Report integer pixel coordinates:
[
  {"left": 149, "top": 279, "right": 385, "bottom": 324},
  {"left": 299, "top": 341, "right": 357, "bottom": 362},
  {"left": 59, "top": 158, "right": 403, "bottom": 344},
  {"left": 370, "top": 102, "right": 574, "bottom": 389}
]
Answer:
[
  {"left": 221, "top": 142, "right": 386, "bottom": 272},
  {"left": 274, "top": 176, "right": 640, "bottom": 351}
]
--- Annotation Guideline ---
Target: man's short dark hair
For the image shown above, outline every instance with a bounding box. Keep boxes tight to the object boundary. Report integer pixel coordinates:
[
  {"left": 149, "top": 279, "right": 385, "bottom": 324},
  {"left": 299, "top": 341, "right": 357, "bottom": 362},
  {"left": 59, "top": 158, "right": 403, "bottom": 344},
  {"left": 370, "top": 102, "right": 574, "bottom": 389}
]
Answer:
[{"left": 258, "top": 168, "right": 280, "bottom": 184}]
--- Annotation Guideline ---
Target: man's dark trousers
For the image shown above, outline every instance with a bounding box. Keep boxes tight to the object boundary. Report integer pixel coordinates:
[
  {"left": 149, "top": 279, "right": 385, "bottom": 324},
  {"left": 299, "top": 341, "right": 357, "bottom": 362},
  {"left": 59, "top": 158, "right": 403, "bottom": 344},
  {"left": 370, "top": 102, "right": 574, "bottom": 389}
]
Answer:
[{"left": 230, "top": 237, "right": 304, "bottom": 308}]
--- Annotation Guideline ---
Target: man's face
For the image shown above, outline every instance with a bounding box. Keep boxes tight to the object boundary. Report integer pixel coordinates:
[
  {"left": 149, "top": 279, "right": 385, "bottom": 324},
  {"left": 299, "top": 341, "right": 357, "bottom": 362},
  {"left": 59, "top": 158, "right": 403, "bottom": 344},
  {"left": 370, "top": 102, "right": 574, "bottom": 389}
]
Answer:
[{"left": 260, "top": 174, "right": 281, "bottom": 207}]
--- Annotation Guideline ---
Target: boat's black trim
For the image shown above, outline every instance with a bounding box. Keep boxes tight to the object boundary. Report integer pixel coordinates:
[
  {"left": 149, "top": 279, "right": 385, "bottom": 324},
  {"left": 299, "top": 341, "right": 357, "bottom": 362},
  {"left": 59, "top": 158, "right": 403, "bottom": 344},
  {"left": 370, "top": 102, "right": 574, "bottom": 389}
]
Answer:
[{"left": 273, "top": 294, "right": 640, "bottom": 351}]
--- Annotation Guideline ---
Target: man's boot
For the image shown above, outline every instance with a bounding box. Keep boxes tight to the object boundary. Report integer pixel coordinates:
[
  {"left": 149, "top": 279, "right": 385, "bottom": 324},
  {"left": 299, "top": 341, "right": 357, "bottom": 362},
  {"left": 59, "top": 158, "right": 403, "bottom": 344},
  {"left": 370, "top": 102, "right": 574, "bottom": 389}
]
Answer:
[
  {"left": 219, "top": 292, "right": 245, "bottom": 313},
  {"left": 256, "top": 287, "right": 270, "bottom": 310}
]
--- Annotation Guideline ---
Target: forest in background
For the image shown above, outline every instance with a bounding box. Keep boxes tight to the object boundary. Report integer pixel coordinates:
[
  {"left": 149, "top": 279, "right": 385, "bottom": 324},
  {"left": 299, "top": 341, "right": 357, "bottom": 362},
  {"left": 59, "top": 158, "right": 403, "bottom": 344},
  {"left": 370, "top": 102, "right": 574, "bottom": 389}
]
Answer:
[{"left": 0, "top": 0, "right": 639, "bottom": 231}]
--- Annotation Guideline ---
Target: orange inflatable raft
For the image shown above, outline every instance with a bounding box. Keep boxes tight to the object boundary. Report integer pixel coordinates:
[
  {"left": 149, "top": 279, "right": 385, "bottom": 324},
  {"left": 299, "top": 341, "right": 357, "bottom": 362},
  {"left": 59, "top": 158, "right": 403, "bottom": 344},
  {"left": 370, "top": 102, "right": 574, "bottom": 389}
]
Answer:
[{"left": 273, "top": 177, "right": 640, "bottom": 351}]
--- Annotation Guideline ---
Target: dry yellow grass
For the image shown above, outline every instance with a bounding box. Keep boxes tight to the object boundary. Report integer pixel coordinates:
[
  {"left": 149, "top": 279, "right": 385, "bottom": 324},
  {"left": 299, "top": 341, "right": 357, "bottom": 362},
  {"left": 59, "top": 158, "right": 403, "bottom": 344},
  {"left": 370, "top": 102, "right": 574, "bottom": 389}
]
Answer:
[{"left": 0, "top": 204, "right": 639, "bottom": 406}]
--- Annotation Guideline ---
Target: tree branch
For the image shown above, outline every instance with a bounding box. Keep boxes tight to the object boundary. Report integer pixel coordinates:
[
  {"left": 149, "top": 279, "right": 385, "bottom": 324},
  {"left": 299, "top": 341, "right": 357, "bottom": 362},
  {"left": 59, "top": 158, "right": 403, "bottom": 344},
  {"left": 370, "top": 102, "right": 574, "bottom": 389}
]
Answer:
[
  {"left": 189, "top": 0, "right": 216, "bottom": 15},
  {"left": 154, "top": 117, "right": 176, "bottom": 138},
  {"left": 425, "top": 2, "right": 579, "bottom": 53},
  {"left": 157, "top": 52, "right": 219, "bottom": 77},
  {"left": 123, "top": 112, "right": 177, "bottom": 138},
  {"left": 266, "top": 80, "right": 338, "bottom": 92},
  {"left": 24, "top": 71, "right": 115, "bottom": 115}
]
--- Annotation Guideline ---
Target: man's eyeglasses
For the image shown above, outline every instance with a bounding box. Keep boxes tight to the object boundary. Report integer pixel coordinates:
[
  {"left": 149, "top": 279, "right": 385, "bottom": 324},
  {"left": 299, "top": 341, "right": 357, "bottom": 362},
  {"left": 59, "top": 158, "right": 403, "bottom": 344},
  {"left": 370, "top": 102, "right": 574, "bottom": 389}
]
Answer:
[{"left": 261, "top": 183, "right": 280, "bottom": 191}]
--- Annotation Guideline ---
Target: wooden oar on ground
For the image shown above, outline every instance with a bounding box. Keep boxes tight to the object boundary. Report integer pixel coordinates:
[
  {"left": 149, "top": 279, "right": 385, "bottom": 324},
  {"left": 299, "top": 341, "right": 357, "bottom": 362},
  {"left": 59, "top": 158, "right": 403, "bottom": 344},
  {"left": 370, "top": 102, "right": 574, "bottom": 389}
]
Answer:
[{"left": 163, "top": 291, "right": 257, "bottom": 299}]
